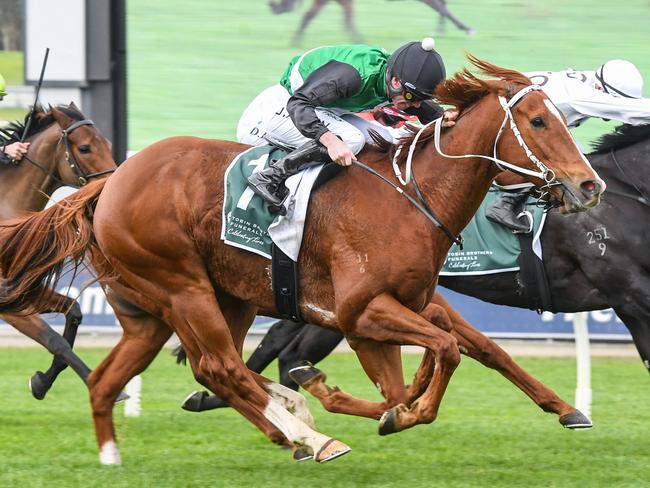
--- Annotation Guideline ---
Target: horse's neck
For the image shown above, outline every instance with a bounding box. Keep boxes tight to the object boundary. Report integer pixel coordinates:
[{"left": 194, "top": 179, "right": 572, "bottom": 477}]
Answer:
[
  {"left": 0, "top": 127, "right": 61, "bottom": 219},
  {"left": 417, "top": 110, "right": 501, "bottom": 238},
  {"left": 594, "top": 143, "right": 650, "bottom": 197}
]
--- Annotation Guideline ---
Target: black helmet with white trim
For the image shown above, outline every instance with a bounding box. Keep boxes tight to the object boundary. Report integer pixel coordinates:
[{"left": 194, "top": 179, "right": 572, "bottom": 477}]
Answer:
[{"left": 385, "top": 37, "right": 446, "bottom": 101}]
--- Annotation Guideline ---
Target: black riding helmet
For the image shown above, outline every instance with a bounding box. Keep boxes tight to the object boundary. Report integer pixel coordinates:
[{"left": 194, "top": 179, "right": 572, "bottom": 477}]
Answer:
[{"left": 386, "top": 37, "right": 446, "bottom": 101}]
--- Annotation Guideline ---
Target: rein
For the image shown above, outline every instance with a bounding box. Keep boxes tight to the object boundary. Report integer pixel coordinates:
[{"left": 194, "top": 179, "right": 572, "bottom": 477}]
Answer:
[
  {"left": 22, "top": 119, "right": 115, "bottom": 187},
  {"left": 606, "top": 148, "right": 650, "bottom": 206}
]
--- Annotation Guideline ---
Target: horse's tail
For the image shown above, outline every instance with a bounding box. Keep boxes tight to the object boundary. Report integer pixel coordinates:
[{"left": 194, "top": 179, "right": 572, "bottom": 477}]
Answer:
[{"left": 0, "top": 177, "right": 110, "bottom": 313}]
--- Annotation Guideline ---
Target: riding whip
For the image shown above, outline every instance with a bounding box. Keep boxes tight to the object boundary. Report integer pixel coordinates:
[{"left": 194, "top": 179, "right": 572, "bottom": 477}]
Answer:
[{"left": 21, "top": 47, "right": 50, "bottom": 142}]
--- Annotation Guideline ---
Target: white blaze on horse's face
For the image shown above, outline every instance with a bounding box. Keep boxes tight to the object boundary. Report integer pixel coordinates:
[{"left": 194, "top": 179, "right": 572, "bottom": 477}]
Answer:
[
  {"left": 505, "top": 89, "right": 606, "bottom": 213},
  {"left": 543, "top": 99, "right": 601, "bottom": 178}
]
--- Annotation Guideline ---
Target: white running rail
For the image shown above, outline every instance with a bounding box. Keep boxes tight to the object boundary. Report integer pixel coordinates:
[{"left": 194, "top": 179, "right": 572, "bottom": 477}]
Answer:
[{"left": 572, "top": 312, "right": 592, "bottom": 418}]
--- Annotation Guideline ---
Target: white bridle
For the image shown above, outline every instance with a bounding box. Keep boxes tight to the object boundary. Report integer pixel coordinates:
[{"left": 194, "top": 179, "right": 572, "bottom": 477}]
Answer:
[{"left": 392, "top": 84, "right": 558, "bottom": 187}]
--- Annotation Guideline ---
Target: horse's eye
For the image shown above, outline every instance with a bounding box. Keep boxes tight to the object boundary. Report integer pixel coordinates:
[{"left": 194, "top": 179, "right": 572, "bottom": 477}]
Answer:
[
  {"left": 78, "top": 145, "right": 91, "bottom": 154},
  {"left": 531, "top": 117, "right": 546, "bottom": 129}
]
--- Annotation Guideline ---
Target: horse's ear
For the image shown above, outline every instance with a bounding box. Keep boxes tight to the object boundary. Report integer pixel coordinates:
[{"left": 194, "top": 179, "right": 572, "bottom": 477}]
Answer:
[
  {"left": 68, "top": 101, "right": 80, "bottom": 112},
  {"left": 50, "top": 105, "right": 75, "bottom": 129}
]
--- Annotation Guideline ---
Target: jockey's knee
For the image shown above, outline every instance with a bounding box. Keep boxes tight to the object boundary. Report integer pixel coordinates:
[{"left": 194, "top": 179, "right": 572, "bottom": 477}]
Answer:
[{"left": 339, "top": 127, "right": 365, "bottom": 154}]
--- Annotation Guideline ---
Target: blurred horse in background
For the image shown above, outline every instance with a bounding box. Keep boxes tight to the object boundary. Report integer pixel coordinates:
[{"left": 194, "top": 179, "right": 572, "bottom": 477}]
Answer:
[
  {"left": 269, "top": 0, "right": 474, "bottom": 46},
  {"left": 0, "top": 103, "right": 116, "bottom": 400}
]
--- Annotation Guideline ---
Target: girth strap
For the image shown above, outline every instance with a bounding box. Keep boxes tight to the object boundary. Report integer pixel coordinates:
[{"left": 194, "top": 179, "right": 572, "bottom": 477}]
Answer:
[{"left": 272, "top": 244, "right": 302, "bottom": 322}]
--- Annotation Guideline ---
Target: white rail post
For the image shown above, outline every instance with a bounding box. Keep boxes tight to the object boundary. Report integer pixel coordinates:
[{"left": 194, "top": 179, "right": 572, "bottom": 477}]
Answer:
[
  {"left": 572, "top": 312, "right": 592, "bottom": 418},
  {"left": 123, "top": 375, "right": 142, "bottom": 417}
]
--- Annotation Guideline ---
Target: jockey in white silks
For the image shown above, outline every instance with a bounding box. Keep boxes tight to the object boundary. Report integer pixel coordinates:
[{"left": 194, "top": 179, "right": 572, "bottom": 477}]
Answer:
[{"left": 487, "top": 59, "right": 650, "bottom": 232}]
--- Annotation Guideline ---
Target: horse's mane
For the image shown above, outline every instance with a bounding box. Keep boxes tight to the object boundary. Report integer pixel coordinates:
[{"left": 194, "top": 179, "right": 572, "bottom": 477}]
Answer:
[
  {"left": 589, "top": 123, "right": 650, "bottom": 154},
  {"left": 371, "top": 54, "right": 532, "bottom": 162},
  {"left": 0, "top": 104, "right": 85, "bottom": 146}
]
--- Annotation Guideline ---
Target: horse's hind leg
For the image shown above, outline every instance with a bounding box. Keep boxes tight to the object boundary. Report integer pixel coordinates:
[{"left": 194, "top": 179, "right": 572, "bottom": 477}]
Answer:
[
  {"left": 88, "top": 309, "right": 172, "bottom": 465},
  {"left": 182, "top": 321, "right": 342, "bottom": 412},
  {"left": 247, "top": 319, "right": 305, "bottom": 376},
  {"left": 2, "top": 312, "right": 92, "bottom": 399},
  {"left": 292, "top": 0, "right": 328, "bottom": 46},
  {"left": 337, "top": 0, "right": 364, "bottom": 43},
  {"left": 615, "top": 307, "right": 650, "bottom": 375},
  {"left": 30, "top": 294, "right": 86, "bottom": 397},
  {"left": 420, "top": 0, "right": 474, "bottom": 34},
  {"left": 110, "top": 251, "right": 349, "bottom": 463}
]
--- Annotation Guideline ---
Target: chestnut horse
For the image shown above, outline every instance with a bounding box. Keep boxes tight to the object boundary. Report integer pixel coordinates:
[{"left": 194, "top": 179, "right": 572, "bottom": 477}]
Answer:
[
  {"left": 0, "top": 104, "right": 116, "bottom": 398},
  {"left": 0, "top": 57, "right": 603, "bottom": 464}
]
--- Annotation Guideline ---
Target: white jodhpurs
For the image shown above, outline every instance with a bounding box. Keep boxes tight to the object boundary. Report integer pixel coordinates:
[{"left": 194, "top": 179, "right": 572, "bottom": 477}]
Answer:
[{"left": 236, "top": 84, "right": 366, "bottom": 153}]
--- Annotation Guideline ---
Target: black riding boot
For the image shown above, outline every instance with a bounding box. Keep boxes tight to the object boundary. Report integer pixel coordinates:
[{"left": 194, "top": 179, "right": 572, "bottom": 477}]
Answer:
[
  {"left": 485, "top": 190, "right": 532, "bottom": 233},
  {"left": 247, "top": 140, "right": 330, "bottom": 214}
]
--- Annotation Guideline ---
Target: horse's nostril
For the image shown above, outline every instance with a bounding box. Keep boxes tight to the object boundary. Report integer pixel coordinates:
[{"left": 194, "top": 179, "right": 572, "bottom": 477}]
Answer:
[{"left": 581, "top": 180, "right": 601, "bottom": 197}]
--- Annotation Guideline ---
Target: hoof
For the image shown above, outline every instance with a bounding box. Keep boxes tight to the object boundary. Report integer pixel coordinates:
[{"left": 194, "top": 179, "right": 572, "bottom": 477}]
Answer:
[
  {"left": 182, "top": 391, "right": 210, "bottom": 412},
  {"left": 99, "top": 440, "right": 121, "bottom": 465},
  {"left": 181, "top": 390, "right": 229, "bottom": 412},
  {"left": 315, "top": 439, "right": 351, "bottom": 463},
  {"left": 560, "top": 410, "right": 593, "bottom": 429},
  {"left": 292, "top": 445, "right": 314, "bottom": 462},
  {"left": 29, "top": 371, "right": 50, "bottom": 400},
  {"left": 378, "top": 407, "right": 399, "bottom": 436},
  {"left": 288, "top": 361, "right": 326, "bottom": 387}
]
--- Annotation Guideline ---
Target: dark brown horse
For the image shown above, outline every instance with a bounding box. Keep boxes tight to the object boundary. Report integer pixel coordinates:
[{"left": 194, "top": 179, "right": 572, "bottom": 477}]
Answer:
[
  {"left": 270, "top": 0, "right": 474, "bottom": 46},
  {"left": 0, "top": 103, "right": 116, "bottom": 398},
  {"left": 0, "top": 57, "right": 603, "bottom": 464}
]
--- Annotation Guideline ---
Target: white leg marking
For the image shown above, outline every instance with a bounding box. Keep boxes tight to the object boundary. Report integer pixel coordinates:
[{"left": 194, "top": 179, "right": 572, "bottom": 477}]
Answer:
[
  {"left": 263, "top": 397, "right": 332, "bottom": 454},
  {"left": 99, "top": 440, "right": 121, "bottom": 465},
  {"left": 266, "top": 383, "right": 316, "bottom": 429}
]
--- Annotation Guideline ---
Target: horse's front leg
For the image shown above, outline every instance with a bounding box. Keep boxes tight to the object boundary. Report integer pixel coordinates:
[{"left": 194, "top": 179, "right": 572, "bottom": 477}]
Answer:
[
  {"left": 345, "top": 293, "right": 460, "bottom": 435},
  {"left": 409, "top": 293, "right": 591, "bottom": 428},
  {"left": 289, "top": 334, "right": 413, "bottom": 419},
  {"left": 404, "top": 300, "right": 454, "bottom": 402}
]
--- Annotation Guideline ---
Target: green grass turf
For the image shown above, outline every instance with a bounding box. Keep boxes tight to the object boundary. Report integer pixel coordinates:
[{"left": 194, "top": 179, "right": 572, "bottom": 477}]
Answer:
[
  {"left": 2, "top": 1, "right": 647, "bottom": 149},
  {"left": 0, "top": 51, "right": 27, "bottom": 124},
  {"left": 0, "top": 50, "right": 23, "bottom": 85},
  {"left": 0, "top": 348, "right": 649, "bottom": 487},
  {"left": 125, "top": 0, "right": 650, "bottom": 151}
]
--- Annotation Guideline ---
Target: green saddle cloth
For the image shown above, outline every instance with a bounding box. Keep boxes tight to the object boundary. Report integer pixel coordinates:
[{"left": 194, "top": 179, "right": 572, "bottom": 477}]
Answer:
[
  {"left": 220, "top": 145, "right": 290, "bottom": 259},
  {"left": 440, "top": 191, "right": 545, "bottom": 275}
]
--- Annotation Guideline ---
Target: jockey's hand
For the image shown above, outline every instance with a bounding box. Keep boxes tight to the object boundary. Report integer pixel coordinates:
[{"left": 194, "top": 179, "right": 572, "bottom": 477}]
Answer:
[
  {"left": 3, "top": 141, "right": 30, "bottom": 161},
  {"left": 442, "top": 109, "right": 459, "bottom": 128},
  {"left": 319, "top": 132, "right": 354, "bottom": 167}
]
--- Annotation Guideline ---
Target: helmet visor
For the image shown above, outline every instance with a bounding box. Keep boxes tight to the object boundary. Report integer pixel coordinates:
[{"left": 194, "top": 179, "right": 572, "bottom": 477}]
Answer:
[{"left": 402, "top": 81, "right": 432, "bottom": 102}]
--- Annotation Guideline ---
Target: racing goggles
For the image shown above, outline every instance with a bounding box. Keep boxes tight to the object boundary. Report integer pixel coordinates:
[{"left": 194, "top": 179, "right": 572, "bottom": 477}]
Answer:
[{"left": 402, "top": 81, "right": 432, "bottom": 102}]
